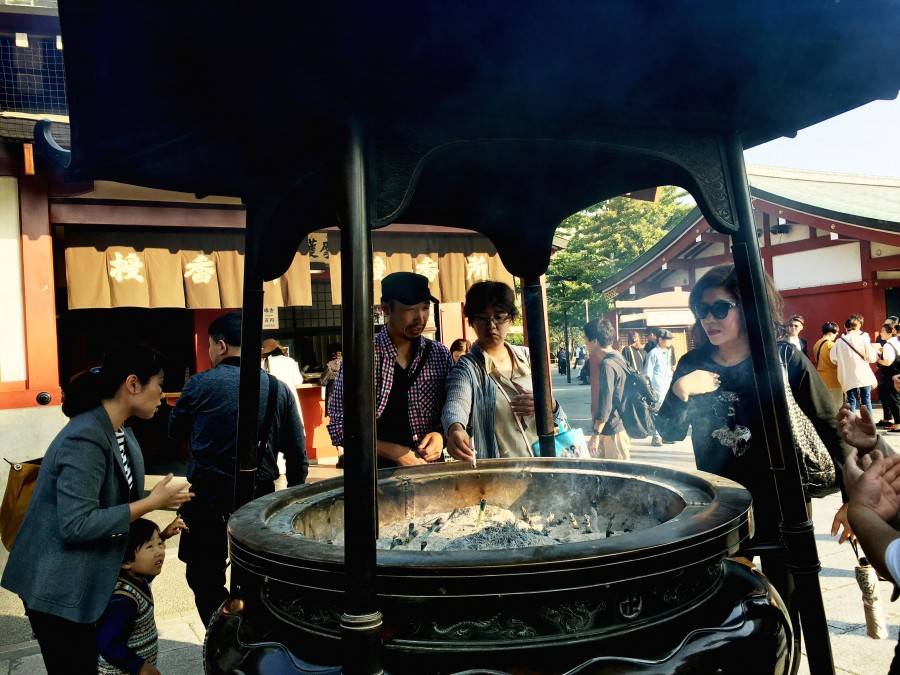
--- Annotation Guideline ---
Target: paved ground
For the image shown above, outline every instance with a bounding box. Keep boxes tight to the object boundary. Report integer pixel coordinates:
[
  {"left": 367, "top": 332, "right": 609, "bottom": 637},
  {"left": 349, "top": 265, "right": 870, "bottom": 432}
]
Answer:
[
  {"left": 556, "top": 370, "right": 900, "bottom": 675},
  {"left": 1, "top": 372, "right": 899, "bottom": 673}
]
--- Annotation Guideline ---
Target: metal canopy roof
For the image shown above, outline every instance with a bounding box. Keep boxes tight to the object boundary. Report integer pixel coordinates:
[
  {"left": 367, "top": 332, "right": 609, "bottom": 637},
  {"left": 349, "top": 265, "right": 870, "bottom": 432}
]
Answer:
[{"left": 51, "top": 1, "right": 900, "bottom": 278}]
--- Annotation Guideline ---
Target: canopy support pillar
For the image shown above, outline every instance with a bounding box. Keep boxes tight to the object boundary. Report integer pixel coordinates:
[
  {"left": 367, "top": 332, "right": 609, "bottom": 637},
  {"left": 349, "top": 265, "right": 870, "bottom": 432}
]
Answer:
[
  {"left": 724, "top": 134, "right": 834, "bottom": 675},
  {"left": 523, "top": 276, "right": 556, "bottom": 457},
  {"left": 338, "top": 121, "right": 383, "bottom": 675},
  {"left": 234, "top": 210, "right": 265, "bottom": 510}
]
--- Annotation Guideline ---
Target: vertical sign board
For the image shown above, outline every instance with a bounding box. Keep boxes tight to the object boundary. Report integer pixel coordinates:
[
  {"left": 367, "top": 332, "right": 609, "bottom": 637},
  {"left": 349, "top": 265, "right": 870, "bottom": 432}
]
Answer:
[{"left": 262, "top": 306, "right": 279, "bottom": 330}]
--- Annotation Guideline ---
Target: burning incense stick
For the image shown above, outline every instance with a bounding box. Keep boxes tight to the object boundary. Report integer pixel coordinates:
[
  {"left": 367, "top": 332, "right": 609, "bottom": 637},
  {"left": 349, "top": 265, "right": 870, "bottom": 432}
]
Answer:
[{"left": 475, "top": 498, "right": 487, "bottom": 528}]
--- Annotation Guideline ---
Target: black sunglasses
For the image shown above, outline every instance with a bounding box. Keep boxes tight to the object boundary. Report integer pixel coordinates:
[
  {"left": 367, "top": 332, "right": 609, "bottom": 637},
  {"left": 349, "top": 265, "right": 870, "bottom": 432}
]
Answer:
[{"left": 692, "top": 300, "right": 738, "bottom": 320}]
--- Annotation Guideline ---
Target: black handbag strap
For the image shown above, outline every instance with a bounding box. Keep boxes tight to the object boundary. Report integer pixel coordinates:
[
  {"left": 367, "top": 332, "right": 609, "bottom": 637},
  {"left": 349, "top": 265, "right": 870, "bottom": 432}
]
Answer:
[
  {"left": 257, "top": 373, "right": 280, "bottom": 457},
  {"left": 406, "top": 340, "right": 433, "bottom": 385},
  {"left": 815, "top": 339, "right": 828, "bottom": 364},
  {"left": 839, "top": 335, "right": 869, "bottom": 362}
]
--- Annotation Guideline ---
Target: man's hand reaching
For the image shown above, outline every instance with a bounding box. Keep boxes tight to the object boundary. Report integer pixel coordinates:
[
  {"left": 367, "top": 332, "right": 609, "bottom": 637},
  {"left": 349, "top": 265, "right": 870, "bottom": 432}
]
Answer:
[
  {"left": 838, "top": 404, "right": 878, "bottom": 452},
  {"left": 845, "top": 449, "right": 900, "bottom": 523},
  {"left": 417, "top": 431, "right": 444, "bottom": 462}
]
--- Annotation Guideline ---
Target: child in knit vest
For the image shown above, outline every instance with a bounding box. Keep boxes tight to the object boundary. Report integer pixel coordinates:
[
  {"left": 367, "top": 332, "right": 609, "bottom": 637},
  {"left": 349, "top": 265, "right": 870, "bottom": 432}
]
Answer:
[{"left": 97, "top": 518, "right": 182, "bottom": 675}]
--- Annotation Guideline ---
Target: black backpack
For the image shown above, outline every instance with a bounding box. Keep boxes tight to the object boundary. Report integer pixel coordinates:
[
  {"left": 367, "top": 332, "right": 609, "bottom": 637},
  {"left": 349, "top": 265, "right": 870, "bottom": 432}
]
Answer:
[{"left": 602, "top": 353, "right": 658, "bottom": 438}]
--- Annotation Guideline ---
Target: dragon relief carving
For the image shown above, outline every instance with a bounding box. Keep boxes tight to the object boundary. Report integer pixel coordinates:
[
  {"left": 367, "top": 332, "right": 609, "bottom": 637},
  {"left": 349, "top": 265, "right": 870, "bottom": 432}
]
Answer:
[
  {"left": 266, "top": 593, "right": 342, "bottom": 631},
  {"left": 431, "top": 614, "right": 538, "bottom": 640},
  {"left": 538, "top": 601, "right": 607, "bottom": 634},
  {"left": 659, "top": 563, "right": 723, "bottom": 606}
]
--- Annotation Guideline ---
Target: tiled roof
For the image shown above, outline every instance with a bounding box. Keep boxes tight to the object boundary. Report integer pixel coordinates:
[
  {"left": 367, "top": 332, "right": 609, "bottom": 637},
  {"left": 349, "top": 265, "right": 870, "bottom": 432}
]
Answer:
[
  {"left": 748, "top": 165, "right": 900, "bottom": 227},
  {"left": 599, "top": 166, "right": 900, "bottom": 293}
]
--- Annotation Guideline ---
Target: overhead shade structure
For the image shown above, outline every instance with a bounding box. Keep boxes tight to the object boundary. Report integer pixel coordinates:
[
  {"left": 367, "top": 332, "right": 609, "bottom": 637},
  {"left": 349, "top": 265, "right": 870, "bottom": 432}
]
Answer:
[
  {"left": 64, "top": 229, "right": 312, "bottom": 309},
  {"left": 42, "top": 2, "right": 900, "bottom": 281},
  {"left": 44, "top": 2, "right": 900, "bottom": 673},
  {"left": 326, "top": 231, "right": 515, "bottom": 304}
]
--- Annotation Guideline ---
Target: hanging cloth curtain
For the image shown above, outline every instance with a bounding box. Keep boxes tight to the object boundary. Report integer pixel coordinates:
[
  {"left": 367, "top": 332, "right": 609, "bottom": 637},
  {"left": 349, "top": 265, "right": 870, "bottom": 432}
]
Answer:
[
  {"left": 326, "top": 231, "right": 515, "bottom": 305},
  {"left": 64, "top": 229, "right": 312, "bottom": 310}
]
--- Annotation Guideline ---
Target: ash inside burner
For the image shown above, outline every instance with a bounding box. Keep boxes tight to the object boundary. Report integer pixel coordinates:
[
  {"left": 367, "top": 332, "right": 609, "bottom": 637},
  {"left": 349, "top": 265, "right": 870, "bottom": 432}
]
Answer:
[
  {"left": 334, "top": 501, "right": 663, "bottom": 552},
  {"left": 443, "top": 522, "right": 557, "bottom": 550}
]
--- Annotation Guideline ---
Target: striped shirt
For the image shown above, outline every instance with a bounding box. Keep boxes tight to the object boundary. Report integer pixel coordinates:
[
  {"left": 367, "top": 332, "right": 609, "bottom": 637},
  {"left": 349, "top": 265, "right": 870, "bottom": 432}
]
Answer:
[
  {"left": 327, "top": 330, "right": 453, "bottom": 447},
  {"left": 115, "top": 429, "right": 134, "bottom": 490}
]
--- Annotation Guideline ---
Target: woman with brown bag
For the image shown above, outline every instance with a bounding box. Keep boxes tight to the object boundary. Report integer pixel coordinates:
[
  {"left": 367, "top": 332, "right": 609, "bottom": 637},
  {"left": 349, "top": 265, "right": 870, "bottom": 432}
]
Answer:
[{"left": 0, "top": 346, "right": 193, "bottom": 675}]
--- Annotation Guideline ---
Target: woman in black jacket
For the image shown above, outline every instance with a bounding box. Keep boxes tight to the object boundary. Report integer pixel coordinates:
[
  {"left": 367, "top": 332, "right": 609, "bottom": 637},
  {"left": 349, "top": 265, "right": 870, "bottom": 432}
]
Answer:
[{"left": 655, "top": 265, "right": 851, "bottom": 544}]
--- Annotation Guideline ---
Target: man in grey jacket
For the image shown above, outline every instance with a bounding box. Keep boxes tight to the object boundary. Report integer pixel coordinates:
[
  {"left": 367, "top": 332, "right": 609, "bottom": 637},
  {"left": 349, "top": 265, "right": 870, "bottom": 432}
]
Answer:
[
  {"left": 589, "top": 320, "right": 631, "bottom": 459},
  {"left": 170, "top": 311, "right": 308, "bottom": 623}
]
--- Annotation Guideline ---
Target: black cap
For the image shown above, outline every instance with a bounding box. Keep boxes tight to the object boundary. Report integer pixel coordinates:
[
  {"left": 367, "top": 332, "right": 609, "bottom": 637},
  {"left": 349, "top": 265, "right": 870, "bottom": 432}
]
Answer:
[{"left": 381, "top": 272, "right": 439, "bottom": 305}]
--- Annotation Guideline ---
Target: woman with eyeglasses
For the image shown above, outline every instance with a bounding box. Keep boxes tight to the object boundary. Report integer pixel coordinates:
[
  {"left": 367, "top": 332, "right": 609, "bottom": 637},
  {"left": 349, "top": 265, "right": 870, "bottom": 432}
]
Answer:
[
  {"left": 443, "top": 281, "right": 567, "bottom": 460},
  {"left": 655, "top": 265, "right": 852, "bottom": 546}
]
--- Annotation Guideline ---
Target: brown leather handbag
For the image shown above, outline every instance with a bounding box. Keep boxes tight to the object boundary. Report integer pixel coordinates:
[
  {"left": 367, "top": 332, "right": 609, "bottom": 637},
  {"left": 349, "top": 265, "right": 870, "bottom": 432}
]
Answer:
[{"left": 0, "top": 458, "right": 41, "bottom": 551}]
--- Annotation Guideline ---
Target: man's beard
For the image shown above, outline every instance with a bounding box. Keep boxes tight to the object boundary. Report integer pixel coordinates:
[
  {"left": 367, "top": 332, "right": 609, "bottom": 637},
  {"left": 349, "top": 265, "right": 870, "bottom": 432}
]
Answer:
[{"left": 404, "top": 325, "right": 424, "bottom": 339}]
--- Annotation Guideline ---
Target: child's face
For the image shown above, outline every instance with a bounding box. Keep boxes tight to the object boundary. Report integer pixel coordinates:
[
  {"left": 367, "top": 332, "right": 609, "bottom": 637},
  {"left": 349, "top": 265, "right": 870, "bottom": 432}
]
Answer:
[{"left": 124, "top": 530, "right": 165, "bottom": 578}]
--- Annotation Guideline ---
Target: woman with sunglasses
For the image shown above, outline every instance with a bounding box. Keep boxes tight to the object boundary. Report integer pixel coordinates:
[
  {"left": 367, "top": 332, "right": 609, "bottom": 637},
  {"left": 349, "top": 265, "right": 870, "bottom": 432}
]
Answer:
[
  {"left": 655, "top": 265, "right": 852, "bottom": 546},
  {"left": 443, "top": 281, "right": 568, "bottom": 460}
]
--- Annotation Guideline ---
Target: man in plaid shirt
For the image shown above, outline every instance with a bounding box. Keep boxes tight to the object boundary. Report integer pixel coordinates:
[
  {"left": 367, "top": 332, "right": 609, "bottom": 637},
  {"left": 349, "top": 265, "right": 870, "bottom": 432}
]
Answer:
[{"left": 327, "top": 272, "right": 454, "bottom": 467}]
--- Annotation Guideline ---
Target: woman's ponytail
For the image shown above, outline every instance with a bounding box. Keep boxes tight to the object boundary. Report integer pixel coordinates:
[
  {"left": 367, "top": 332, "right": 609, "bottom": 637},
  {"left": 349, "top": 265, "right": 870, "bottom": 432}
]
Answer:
[
  {"left": 61, "top": 345, "right": 168, "bottom": 418},
  {"left": 61, "top": 368, "right": 105, "bottom": 418}
]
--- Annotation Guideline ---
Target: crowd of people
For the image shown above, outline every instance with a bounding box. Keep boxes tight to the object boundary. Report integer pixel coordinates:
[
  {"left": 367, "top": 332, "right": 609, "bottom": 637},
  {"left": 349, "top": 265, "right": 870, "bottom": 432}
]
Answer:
[{"left": 8, "top": 263, "right": 900, "bottom": 672}]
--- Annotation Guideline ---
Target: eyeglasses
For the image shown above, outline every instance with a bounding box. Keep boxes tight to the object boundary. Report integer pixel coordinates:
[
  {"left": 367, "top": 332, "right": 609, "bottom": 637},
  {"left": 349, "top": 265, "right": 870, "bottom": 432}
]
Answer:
[
  {"left": 471, "top": 313, "right": 511, "bottom": 327},
  {"left": 692, "top": 300, "right": 738, "bottom": 320}
]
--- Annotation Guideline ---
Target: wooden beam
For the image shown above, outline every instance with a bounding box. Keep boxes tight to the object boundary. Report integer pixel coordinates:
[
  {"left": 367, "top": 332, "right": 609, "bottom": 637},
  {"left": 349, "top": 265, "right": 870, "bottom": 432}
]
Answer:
[
  {"left": 668, "top": 253, "right": 733, "bottom": 269},
  {"left": 702, "top": 231, "right": 731, "bottom": 245},
  {"left": 861, "top": 235, "right": 874, "bottom": 279},
  {"left": 761, "top": 213, "right": 773, "bottom": 275},
  {"left": 869, "top": 253, "right": 900, "bottom": 272},
  {"left": 16, "top": 175, "right": 61, "bottom": 407},
  {"left": 632, "top": 278, "right": 692, "bottom": 296},
  {"left": 49, "top": 201, "right": 488, "bottom": 239},
  {"left": 780, "top": 279, "right": 876, "bottom": 299},
  {"left": 606, "top": 217, "right": 709, "bottom": 293},
  {"left": 752, "top": 198, "right": 900, "bottom": 247},
  {"left": 764, "top": 235, "right": 853, "bottom": 258},
  {"left": 50, "top": 202, "right": 247, "bottom": 229}
]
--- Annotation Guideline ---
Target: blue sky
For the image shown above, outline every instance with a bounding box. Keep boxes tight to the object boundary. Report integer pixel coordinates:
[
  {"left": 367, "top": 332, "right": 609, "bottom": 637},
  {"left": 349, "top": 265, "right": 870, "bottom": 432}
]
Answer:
[{"left": 744, "top": 96, "right": 900, "bottom": 178}]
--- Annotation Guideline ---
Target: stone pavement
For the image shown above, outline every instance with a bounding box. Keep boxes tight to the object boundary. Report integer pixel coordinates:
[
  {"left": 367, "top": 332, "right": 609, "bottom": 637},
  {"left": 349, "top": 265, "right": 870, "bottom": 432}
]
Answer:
[
  {"left": 1, "top": 373, "right": 899, "bottom": 673},
  {"left": 0, "top": 466, "right": 342, "bottom": 675}
]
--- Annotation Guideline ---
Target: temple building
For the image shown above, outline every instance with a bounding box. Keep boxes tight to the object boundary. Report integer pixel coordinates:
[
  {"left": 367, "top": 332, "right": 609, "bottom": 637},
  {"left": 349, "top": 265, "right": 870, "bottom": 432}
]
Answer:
[{"left": 601, "top": 166, "right": 900, "bottom": 359}]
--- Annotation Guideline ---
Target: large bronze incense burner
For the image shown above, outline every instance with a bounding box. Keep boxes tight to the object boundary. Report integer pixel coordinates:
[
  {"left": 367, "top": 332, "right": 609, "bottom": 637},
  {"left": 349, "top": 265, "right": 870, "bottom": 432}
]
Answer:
[{"left": 205, "top": 459, "right": 792, "bottom": 674}]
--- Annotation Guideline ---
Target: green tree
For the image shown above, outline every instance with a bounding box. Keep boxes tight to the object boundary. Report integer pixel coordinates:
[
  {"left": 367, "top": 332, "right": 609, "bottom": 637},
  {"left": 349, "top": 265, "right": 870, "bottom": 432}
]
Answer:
[{"left": 547, "top": 186, "right": 692, "bottom": 337}]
